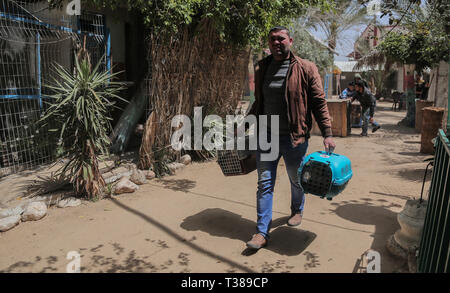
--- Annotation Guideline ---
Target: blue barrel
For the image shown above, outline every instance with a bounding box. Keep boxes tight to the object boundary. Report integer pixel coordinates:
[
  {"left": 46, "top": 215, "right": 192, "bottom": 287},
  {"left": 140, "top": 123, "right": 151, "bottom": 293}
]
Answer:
[{"left": 297, "top": 151, "right": 353, "bottom": 200}]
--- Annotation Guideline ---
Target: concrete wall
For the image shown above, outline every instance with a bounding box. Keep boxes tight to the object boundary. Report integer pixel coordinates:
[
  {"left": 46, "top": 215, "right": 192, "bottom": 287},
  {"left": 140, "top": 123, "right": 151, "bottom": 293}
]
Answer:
[
  {"left": 429, "top": 61, "right": 449, "bottom": 107},
  {"left": 396, "top": 66, "right": 404, "bottom": 92},
  {"left": 428, "top": 61, "right": 449, "bottom": 131}
]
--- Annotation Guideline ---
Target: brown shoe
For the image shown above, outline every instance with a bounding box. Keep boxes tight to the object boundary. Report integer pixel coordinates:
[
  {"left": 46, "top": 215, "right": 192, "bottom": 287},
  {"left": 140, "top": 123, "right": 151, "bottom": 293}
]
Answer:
[
  {"left": 246, "top": 233, "right": 267, "bottom": 249},
  {"left": 287, "top": 213, "right": 303, "bottom": 226}
]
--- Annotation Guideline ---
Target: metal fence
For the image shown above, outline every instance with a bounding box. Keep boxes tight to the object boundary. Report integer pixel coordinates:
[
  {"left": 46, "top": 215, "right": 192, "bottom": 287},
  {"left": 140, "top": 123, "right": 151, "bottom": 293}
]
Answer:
[
  {"left": 418, "top": 129, "right": 450, "bottom": 273},
  {"left": 0, "top": 0, "right": 109, "bottom": 177}
]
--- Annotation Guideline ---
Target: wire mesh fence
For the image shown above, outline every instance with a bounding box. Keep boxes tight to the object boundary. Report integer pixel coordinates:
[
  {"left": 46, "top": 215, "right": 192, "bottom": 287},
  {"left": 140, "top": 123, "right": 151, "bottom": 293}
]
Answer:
[{"left": 0, "top": 0, "right": 109, "bottom": 177}]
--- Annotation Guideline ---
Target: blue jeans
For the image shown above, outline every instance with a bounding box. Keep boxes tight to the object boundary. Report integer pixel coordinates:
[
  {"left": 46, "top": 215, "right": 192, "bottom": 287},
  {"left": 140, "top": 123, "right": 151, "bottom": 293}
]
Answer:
[
  {"left": 362, "top": 106, "right": 380, "bottom": 135},
  {"left": 255, "top": 134, "right": 308, "bottom": 239}
]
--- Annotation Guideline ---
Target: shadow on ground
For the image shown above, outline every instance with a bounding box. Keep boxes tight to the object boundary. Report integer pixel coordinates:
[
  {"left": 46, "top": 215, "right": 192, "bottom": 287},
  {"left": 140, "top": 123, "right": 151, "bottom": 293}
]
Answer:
[
  {"left": 377, "top": 123, "right": 418, "bottom": 135},
  {"left": 0, "top": 243, "right": 174, "bottom": 273},
  {"left": 396, "top": 168, "right": 432, "bottom": 182},
  {"left": 180, "top": 208, "right": 316, "bottom": 257},
  {"left": 376, "top": 105, "right": 405, "bottom": 112},
  {"left": 369, "top": 191, "right": 411, "bottom": 201},
  {"left": 396, "top": 151, "right": 430, "bottom": 157},
  {"left": 329, "top": 201, "right": 406, "bottom": 272},
  {"left": 156, "top": 178, "right": 197, "bottom": 193}
]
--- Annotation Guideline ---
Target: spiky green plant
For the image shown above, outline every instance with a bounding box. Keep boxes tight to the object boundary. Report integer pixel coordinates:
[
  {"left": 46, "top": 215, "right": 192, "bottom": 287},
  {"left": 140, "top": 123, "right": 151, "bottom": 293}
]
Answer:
[{"left": 40, "top": 56, "right": 126, "bottom": 199}]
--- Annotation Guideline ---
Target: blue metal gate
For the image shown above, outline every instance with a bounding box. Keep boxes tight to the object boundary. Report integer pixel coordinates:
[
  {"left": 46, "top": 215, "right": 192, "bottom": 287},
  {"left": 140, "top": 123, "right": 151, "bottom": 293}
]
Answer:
[
  {"left": 0, "top": 0, "right": 110, "bottom": 177},
  {"left": 418, "top": 129, "right": 450, "bottom": 273}
]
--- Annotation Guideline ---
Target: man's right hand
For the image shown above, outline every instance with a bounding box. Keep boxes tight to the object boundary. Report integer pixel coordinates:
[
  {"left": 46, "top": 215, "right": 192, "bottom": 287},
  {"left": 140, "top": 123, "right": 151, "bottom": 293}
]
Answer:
[{"left": 323, "top": 136, "right": 336, "bottom": 153}]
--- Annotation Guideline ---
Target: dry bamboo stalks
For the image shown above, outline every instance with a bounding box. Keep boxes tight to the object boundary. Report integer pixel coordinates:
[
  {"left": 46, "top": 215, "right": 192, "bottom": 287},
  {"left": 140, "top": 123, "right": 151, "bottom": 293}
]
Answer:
[
  {"left": 139, "top": 20, "right": 250, "bottom": 170},
  {"left": 139, "top": 111, "right": 158, "bottom": 169}
]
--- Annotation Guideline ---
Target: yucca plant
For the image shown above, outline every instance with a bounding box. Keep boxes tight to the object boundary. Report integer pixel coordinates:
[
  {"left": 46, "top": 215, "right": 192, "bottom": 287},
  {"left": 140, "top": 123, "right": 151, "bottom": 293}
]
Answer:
[{"left": 40, "top": 55, "right": 126, "bottom": 199}]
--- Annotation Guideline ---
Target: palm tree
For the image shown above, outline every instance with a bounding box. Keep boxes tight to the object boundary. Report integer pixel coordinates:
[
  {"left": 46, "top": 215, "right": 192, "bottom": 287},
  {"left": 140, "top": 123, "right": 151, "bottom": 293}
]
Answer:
[
  {"left": 300, "top": 0, "right": 371, "bottom": 55},
  {"left": 40, "top": 54, "right": 126, "bottom": 199},
  {"left": 290, "top": 23, "right": 334, "bottom": 74}
]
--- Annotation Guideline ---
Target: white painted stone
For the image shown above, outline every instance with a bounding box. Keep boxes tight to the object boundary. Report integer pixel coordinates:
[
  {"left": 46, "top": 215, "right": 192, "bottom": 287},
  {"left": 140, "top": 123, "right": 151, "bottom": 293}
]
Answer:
[
  {"left": 180, "top": 154, "right": 192, "bottom": 165},
  {"left": 32, "top": 194, "right": 67, "bottom": 206},
  {"left": 103, "top": 167, "right": 132, "bottom": 184},
  {"left": 0, "top": 215, "right": 21, "bottom": 232},
  {"left": 167, "top": 162, "right": 185, "bottom": 174},
  {"left": 21, "top": 202, "right": 47, "bottom": 222},
  {"left": 114, "top": 176, "right": 139, "bottom": 195},
  {"left": 145, "top": 170, "right": 156, "bottom": 180},
  {"left": 0, "top": 204, "right": 25, "bottom": 219},
  {"left": 57, "top": 197, "right": 82, "bottom": 208},
  {"left": 130, "top": 169, "right": 147, "bottom": 185},
  {"left": 123, "top": 163, "right": 138, "bottom": 170}
]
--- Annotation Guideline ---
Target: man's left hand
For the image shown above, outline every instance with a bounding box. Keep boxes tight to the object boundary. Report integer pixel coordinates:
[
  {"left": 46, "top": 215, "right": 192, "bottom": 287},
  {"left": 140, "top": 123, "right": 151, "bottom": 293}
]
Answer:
[
  {"left": 369, "top": 117, "right": 374, "bottom": 123},
  {"left": 324, "top": 136, "right": 336, "bottom": 153}
]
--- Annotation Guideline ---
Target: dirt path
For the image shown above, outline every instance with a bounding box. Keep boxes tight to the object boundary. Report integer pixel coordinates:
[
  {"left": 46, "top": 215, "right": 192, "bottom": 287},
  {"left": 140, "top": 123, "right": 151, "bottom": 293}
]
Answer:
[{"left": 0, "top": 101, "right": 431, "bottom": 273}]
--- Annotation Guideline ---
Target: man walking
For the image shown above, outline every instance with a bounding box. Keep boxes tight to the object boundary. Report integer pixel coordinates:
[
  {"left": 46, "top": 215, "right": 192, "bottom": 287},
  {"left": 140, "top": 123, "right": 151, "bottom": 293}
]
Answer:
[
  {"left": 351, "top": 80, "right": 381, "bottom": 136},
  {"left": 245, "top": 26, "right": 335, "bottom": 250}
]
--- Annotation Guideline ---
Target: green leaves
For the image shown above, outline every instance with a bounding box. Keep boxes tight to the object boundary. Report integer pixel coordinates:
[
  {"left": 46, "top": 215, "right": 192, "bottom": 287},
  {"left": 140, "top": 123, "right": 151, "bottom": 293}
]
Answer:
[
  {"left": 40, "top": 54, "right": 126, "bottom": 198},
  {"left": 376, "top": 0, "right": 450, "bottom": 71},
  {"left": 87, "top": 0, "right": 332, "bottom": 49},
  {"left": 379, "top": 20, "right": 449, "bottom": 71},
  {"left": 290, "top": 24, "right": 333, "bottom": 73}
]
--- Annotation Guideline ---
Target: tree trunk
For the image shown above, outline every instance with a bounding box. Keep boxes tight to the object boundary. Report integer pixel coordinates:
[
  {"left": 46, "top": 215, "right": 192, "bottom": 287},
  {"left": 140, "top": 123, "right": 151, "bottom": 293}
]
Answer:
[{"left": 109, "top": 81, "right": 147, "bottom": 154}]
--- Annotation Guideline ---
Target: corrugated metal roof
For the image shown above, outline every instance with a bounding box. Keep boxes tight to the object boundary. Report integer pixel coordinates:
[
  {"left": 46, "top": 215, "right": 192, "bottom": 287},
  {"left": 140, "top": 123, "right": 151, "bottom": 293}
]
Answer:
[
  {"left": 334, "top": 61, "right": 376, "bottom": 72},
  {"left": 334, "top": 61, "right": 359, "bottom": 72}
]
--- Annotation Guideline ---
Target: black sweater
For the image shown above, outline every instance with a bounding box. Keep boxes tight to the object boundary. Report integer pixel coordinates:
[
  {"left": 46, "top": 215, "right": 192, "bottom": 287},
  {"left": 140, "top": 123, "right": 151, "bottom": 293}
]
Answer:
[{"left": 352, "top": 88, "right": 376, "bottom": 117}]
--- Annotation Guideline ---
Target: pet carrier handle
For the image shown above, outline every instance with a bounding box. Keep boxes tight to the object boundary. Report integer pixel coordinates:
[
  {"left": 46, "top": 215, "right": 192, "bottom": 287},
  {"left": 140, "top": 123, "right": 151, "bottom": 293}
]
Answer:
[
  {"left": 319, "top": 150, "right": 335, "bottom": 156},
  {"left": 326, "top": 147, "right": 335, "bottom": 156}
]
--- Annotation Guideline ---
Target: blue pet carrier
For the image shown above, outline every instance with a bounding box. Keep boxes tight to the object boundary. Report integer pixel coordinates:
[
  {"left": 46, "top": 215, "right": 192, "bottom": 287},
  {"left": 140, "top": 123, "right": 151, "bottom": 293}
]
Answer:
[{"left": 297, "top": 151, "right": 352, "bottom": 200}]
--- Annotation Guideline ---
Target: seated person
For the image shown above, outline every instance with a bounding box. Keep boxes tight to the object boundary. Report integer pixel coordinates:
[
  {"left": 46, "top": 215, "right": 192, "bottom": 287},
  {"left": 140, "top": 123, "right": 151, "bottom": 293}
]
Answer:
[{"left": 340, "top": 82, "right": 355, "bottom": 99}]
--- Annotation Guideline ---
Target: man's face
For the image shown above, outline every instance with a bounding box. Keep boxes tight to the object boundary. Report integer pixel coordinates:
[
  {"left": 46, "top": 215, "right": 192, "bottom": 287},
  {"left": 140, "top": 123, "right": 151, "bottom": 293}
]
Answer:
[
  {"left": 268, "top": 30, "right": 293, "bottom": 60},
  {"left": 349, "top": 85, "right": 354, "bottom": 91},
  {"left": 355, "top": 85, "right": 363, "bottom": 93}
]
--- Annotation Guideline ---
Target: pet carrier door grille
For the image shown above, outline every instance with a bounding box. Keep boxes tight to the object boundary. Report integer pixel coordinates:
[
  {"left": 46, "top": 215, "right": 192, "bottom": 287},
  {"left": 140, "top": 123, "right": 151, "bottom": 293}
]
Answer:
[{"left": 300, "top": 161, "right": 332, "bottom": 196}]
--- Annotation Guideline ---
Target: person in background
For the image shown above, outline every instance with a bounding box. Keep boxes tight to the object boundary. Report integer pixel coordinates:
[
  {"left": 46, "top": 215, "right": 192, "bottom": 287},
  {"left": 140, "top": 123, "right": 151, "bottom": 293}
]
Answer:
[
  {"left": 415, "top": 76, "right": 425, "bottom": 100},
  {"left": 354, "top": 73, "right": 369, "bottom": 90},
  {"left": 422, "top": 81, "right": 430, "bottom": 100},
  {"left": 351, "top": 80, "right": 381, "bottom": 136},
  {"left": 340, "top": 82, "right": 355, "bottom": 99}
]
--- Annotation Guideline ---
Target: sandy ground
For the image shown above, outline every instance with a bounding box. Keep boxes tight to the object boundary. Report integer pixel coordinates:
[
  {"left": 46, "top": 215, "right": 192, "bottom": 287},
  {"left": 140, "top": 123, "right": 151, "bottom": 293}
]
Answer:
[{"left": 0, "top": 101, "right": 432, "bottom": 273}]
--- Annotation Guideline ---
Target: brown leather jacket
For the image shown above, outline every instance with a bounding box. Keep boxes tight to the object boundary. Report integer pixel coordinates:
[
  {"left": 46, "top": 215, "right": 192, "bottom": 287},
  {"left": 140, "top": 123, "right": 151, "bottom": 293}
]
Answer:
[{"left": 248, "top": 52, "right": 333, "bottom": 145}]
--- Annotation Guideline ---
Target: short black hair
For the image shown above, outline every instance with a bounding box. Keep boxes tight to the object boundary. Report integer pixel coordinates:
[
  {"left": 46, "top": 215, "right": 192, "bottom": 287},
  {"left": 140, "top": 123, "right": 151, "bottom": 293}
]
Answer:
[
  {"left": 348, "top": 82, "right": 355, "bottom": 86},
  {"left": 355, "top": 80, "right": 365, "bottom": 88},
  {"left": 268, "top": 26, "right": 290, "bottom": 37}
]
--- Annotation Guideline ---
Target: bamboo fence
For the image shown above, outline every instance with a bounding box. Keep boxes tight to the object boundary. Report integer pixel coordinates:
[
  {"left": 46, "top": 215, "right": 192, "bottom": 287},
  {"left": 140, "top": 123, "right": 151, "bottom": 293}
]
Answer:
[{"left": 139, "top": 20, "right": 250, "bottom": 170}]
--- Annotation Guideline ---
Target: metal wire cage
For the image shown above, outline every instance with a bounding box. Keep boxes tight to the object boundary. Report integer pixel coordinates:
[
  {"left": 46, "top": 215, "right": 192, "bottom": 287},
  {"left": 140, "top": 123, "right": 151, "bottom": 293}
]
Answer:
[
  {"left": 217, "top": 135, "right": 257, "bottom": 176},
  {"left": 0, "top": 0, "right": 109, "bottom": 177},
  {"left": 217, "top": 149, "right": 256, "bottom": 176}
]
